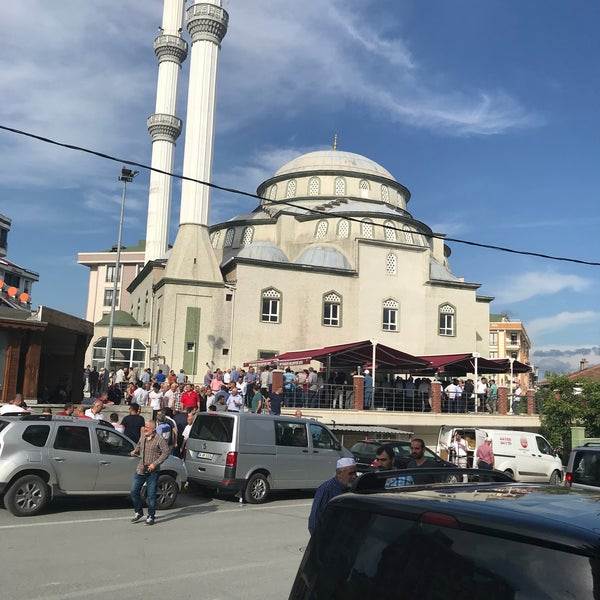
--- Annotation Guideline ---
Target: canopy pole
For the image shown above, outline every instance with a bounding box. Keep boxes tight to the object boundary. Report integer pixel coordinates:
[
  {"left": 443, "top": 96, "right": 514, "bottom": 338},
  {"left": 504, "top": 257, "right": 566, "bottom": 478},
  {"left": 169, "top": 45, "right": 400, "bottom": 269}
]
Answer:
[
  {"left": 371, "top": 340, "right": 377, "bottom": 385},
  {"left": 509, "top": 358, "right": 515, "bottom": 413},
  {"left": 473, "top": 352, "right": 480, "bottom": 414},
  {"left": 326, "top": 354, "right": 332, "bottom": 382}
]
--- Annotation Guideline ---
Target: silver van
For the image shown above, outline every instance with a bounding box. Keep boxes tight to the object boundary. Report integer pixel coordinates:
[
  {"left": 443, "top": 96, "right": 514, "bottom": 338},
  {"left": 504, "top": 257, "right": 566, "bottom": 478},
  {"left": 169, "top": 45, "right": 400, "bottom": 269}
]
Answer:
[{"left": 185, "top": 413, "right": 352, "bottom": 503}]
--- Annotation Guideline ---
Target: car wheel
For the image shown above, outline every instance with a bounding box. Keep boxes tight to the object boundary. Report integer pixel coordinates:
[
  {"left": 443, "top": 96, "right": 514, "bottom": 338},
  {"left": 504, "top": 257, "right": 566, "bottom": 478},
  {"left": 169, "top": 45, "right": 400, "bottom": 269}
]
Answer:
[
  {"left": 141, "top": 474, "right": 179, "bottom": 510},
  {"left": 4, "top": 474, "right": 49, "bottom": 517},
  {"left": 244, "top": 472, "right": 270, "bottom": 504},
  {"left": 504, "top": 469, "right": 514, "bottom": 480},
  {"left": 549, "top": 470, "right": 562, "bottom": 485}
]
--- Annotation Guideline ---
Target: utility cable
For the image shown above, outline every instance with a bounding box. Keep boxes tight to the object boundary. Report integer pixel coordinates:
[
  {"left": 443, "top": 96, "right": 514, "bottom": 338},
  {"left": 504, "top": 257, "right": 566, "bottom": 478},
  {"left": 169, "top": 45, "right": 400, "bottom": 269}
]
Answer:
[{"left": 1, "top": 123, "right": 599, "bottom": 267}]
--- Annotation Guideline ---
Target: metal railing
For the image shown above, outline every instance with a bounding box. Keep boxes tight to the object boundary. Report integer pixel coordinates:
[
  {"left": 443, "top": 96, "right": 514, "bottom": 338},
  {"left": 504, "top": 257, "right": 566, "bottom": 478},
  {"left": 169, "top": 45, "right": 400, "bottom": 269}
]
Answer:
[
  {"left": 367, "top": 388, "right": 432, "bottom": 412},
  {"left": 282, "top": 384, "right": 355, "bottom": 410}
]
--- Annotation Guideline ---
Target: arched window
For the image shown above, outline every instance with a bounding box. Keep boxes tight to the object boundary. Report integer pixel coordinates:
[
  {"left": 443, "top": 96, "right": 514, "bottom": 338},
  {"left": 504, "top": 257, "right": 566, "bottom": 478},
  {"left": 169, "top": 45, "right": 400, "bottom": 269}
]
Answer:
[
  {"left": 315, "top": 220, "right": 328, "bottom": 239},
  {"left": 210, "top": 231, "right": 220, "bottom": 248},
  {"left": 322, "top": 291, "right": 342, "bottom": 327},
  {"left": 361, "top": 219, "right": 374, "bottom": 239},
  {"left": 241, "top": 226, "right": 254, "bottom": 246},
  {"left": 439, "top": 303, "right": 456, "bottom": 336},
  {"left": 224, "top": 227, "right": 235, "bottom": 247},
  {"left": 381, "top": 184, "right": 389, "bottom": 202},
  {"left": 403, "top": 229, "right": 415, "bottom": 245},
  {"left": 286, "top": 179, "right": 297, "bottom": 198},
  {"left": 382, "top": 299, "right": 399, "bottom": 331},
  {"left": 261, "top": 288, "right": 281, "bottom": 323},
  {"left": 384, "top": 220, "right": 397, "bottom": 242},
  {"left": 385, "top": 253, "right": 397, "bottom": 276},
  {"left": 308, "top": 177, "right": 321, "bottom": 196},
  {"left": 269, "top": 184, "right": 278, "bottom": 200},
  {"left": 359, "top": 179, "right": 370, "bottom": 199},
  {"left": 334, "top": 177, "right": 346, "bottom": 196},
  {"left": 337, "top": 219, "right": 350, "bottom": 239}
]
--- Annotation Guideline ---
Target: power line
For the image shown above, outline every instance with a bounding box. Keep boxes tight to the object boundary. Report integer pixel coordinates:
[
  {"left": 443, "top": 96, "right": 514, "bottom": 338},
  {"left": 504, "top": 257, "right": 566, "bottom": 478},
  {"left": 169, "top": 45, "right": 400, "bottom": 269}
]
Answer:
[{"left": 1, "top": 123, "right": 599, "bottom": 267}]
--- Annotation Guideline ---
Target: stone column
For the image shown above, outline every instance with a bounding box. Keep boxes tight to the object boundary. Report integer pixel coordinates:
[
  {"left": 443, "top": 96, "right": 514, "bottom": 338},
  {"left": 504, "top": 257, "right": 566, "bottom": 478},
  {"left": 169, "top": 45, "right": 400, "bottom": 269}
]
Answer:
[
  {"left": 145, "top": 0, "right": 188, "bottom": 262},
  {"left": 497, "top": 386, "right": 508, "bottom": 415},
  {"left": 271, "top": 369, "right": 283, "bottom": 392},
  {"left": 22, "top": 331, "right": 42, "bottom": 402},
  {"left": 353, "top": 375, "right": 364, "bottom": 410},
  {"left": 2, "top": 330, "right": 22, "bottom": 403},
  {"left": 431, "top": 381, "right": 442, "bottom": 414},
  {"left": 526, "top": 388, "right": 536, "bottom": 415}
]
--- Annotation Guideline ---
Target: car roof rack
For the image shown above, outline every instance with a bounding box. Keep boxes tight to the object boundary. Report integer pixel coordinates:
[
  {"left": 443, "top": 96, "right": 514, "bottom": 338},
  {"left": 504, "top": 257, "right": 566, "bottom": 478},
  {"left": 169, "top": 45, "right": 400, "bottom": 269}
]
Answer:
[
  {"left": 352, "top": 468, "right": 514, "bottom": 493},
  {"left": 19, "top": 414, "right": 75, "bottom": 421},
  {"left": 582, "top": 442, "right": 600, "bottom": 447}
]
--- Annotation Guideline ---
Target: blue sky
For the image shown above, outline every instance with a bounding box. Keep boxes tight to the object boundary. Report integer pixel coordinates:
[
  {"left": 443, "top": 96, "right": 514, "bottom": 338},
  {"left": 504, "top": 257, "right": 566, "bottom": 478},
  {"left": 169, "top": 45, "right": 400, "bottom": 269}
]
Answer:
[{"left": 1, "top": 0, "right": 599, "bottom": 374}]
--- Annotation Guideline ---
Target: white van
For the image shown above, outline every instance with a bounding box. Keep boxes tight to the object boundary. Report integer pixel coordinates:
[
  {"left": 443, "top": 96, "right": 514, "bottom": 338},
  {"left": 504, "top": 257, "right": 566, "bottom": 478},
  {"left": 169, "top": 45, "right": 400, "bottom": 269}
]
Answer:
[{"left": 437, "top": 426, "right": 563, "bottom": 484}]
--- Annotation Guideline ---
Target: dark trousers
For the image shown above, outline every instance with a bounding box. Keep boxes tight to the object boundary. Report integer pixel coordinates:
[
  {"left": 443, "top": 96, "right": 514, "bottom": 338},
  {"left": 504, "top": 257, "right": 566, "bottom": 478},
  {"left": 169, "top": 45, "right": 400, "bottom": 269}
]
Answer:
[
  {"left": 478, "top": 460, "right": 493, "bottom": 470},
  {"left": 131, "top": 470, "right": 159, "bottom": 517}
]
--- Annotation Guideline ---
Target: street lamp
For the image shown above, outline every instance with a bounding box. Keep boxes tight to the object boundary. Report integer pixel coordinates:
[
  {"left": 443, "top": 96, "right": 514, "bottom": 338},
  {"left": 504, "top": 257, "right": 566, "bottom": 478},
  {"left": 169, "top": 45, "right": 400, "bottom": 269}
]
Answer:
[{"left": 104, "top": 167, "right": 138, "bottom": 371}]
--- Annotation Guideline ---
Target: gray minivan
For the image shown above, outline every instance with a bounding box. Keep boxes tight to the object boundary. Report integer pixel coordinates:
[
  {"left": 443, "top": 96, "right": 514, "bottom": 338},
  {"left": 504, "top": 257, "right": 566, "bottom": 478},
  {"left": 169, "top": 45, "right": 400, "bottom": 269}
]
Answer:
[{"left": 185, "top": 413, "right": 352, "bottom": 503}]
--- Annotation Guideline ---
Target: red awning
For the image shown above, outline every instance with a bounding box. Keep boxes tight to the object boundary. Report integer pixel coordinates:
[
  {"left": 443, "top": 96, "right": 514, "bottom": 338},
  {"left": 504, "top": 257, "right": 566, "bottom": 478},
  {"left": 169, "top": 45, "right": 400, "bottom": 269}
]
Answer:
[
  {"left": 417, "top": 353, "right": 508, "bottom": 375},
  {"left": 246, "top": 340, "right": 429, "bottom": 371}
]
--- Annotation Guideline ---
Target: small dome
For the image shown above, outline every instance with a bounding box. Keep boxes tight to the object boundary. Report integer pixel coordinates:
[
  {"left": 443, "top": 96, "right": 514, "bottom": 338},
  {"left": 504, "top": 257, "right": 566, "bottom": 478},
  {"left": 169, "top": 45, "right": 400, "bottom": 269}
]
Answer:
[
  {"left": 274, "top": 150, "right": 395, "bottom": 181},
  {"left": 237, "top": 242, "right": 289, "bottom": 263},
  {"left": 295, "top": 245, "right": 351, "bottom": 270}
]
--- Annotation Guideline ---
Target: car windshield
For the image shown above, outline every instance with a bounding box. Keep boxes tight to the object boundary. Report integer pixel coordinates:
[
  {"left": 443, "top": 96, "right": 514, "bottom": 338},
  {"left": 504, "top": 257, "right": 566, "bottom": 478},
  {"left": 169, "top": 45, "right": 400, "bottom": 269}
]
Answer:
[
  {"left": 189, "top": 414, "right": 234, "bottom": 443},
  {"left": 295, "top": 507, "right": 599, "bottom": 599}
]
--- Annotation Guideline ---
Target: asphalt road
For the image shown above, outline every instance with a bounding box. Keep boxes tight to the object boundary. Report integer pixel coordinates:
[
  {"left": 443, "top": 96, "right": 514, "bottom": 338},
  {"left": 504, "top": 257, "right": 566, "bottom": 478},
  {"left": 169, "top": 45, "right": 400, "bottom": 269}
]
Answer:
[{"left": 0, "top": 490, "right": 312, "bottom": 600}]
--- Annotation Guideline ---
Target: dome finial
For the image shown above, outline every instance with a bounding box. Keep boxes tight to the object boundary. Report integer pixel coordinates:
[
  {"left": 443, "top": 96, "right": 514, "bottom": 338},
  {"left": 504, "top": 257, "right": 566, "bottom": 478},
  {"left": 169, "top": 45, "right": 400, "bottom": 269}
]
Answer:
[{"left": 332, "top": 132, "right": 338, "bottom": 151}]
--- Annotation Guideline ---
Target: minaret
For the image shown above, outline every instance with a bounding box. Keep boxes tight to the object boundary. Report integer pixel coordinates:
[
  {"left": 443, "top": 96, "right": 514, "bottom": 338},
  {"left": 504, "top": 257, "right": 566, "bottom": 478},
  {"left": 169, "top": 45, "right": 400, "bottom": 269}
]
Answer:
[
  {"left": 165, "top": 0, "right": 228, "bottom": 281},
  {"left": 144, "top": 0, "right": 188, "bottom": 263}
]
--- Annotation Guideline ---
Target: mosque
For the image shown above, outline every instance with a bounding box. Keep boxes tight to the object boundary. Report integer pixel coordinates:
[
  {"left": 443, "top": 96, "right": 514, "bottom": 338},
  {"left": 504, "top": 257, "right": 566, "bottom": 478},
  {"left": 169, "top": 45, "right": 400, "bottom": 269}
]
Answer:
[{"left": 78, "top": 0, "right": 491, "bottom": 375}]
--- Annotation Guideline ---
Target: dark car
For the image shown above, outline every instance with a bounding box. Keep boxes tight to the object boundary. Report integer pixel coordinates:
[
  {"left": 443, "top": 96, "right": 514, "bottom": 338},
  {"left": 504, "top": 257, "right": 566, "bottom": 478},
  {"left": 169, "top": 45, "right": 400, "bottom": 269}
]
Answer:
[
  {"left": 290, "top": 469, "right": 600, "bottom": 599},
  {"left": 349, "top": 439, "right": 450, "bottom": 472}
]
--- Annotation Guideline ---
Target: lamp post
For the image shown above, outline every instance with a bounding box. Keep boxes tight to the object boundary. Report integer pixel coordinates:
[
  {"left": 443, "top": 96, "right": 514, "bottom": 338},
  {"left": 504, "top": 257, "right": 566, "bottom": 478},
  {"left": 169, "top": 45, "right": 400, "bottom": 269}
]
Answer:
[{"left": 104, "top": 167, "right": 138, "bottom": 371}]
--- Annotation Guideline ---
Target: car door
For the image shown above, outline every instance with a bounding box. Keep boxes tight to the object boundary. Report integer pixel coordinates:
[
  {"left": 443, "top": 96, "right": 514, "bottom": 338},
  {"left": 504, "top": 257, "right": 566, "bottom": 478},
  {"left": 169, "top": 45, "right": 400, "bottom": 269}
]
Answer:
[
  {"left": 274, "top": 420, "right": 310, "bottom": 488},
  {"left": 50, "top": 425, "right": 98, "bottom": 492},
  {"left": 309, "top": 423, "right": 340, "bottom": 485},
  {"left": 93, "top": 427, "right": 138, "bottom": 492},
  {"left": 534, "top": 435, "right": 559, "bottom": 480}
]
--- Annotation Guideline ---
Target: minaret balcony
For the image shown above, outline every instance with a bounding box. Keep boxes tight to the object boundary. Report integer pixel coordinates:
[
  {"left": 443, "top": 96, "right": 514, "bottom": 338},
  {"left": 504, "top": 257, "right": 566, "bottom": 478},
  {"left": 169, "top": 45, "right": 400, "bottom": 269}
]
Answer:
[
  {"left": 186, "top": 3, "right": 229, "bottom": 46},
  {"left": 147, "top": 113, "right": 182, "bottom": 143},
  {"left": 154, "top": 34, "right": 188, "bottom": 65}
]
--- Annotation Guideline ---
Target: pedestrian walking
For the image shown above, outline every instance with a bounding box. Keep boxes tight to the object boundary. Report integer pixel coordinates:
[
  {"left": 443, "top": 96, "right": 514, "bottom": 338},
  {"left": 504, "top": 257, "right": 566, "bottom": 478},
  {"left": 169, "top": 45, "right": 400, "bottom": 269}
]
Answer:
[
  {"left": 476, "top": 437, "right": 495, "bottom": 470},
  {"left": 130, "top": 420, "right": 170, "bottom": 526},
  {"left": 451, "top": 432, "right": 469, "bottom": 468}
]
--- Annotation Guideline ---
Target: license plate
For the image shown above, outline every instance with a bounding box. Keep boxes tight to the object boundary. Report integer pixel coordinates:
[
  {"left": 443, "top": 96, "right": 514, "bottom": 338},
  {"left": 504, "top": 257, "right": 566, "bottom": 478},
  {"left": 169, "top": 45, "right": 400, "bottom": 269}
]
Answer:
[{"left": 197, "top": 452, "right": 214, "bottom": 460}]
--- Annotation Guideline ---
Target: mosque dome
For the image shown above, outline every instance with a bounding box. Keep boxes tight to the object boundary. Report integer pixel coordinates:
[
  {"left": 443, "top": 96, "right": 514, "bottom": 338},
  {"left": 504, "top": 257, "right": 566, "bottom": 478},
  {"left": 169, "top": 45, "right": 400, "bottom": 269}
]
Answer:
[
  {"left": 237, "top": 241, "right": 289, "bottom": 263},
  {"left": 295, "top": 245, "right": 352, "bottom": 270},
  {"left": 274, "top": 150, "right": 395, "bottom": 181}
]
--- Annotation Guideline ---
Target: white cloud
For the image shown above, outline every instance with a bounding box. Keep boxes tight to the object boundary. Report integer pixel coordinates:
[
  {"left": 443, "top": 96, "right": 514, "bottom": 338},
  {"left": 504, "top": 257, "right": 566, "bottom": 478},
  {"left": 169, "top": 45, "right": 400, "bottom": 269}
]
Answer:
[
  {"left": 493, "top": 271, "right": 592, "bottom": 303},
  {"left": 527, "top": 311, "right": 600, "bottom": 336}
]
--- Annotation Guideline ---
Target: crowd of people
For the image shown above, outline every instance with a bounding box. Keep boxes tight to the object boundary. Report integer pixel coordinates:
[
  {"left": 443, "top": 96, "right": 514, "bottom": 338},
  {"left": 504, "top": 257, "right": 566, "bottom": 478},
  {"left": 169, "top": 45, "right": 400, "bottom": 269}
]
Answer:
[{"left": 442, "top": 376, "right": 523, "bottom": 414}]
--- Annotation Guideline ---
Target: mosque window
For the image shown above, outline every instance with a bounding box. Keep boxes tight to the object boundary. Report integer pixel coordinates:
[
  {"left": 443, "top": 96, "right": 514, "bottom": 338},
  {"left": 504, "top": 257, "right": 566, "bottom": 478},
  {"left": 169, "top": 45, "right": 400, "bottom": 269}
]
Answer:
[
  {"left": 315, "top": 220, "right": 328, "bottom": 239},
  {"left": 361, "top": 219, "right": 374, "bottom": 239},
  {"left": 322, "top": 291, "right": 342, "bottom": 327},
  {"left": 360, "top": 179, "right": 370, "bottom": 191},
  {"left": 334, "top": 177, "right": 346, "bottom": 196},
  {"left": 210, "top": 231, "right": 220, "bottom": 248},
  {"left": 384, "top": 220, "right": 397, "bottom": 242},
  {"left": 337, "top": 219, "right": 350, "bottom": 239},
  {"left": 381, "top": 185, "right": 389, "bottom": 202},
  {"left": 382, "top": 299, "right": 399, "bottom": 332},
  {"left": 261, "top": 288, "right": 281, "bottom": 324},
  {"left": 241, "top": 226, "right": 254, "bottom": 246},
  {"left": 438, "top": 303, "right": 456, "bottom": 336},
  {"left": 403, "top": 229, "right": 415, "bottom": 245},
  {"left": 385, "top": 253, "right": 397, "bottom": 276},
  {"left": 308, "top": 177, "right": 321, "bottom": 196},
  {"left": 269, "top": 184, "right": 278, "bottom": 200},
  {"left": 286, "top": 179, "right": 297, "bottom": 198},
  {"left": 224, "top": 228, "right": 235, "bottom": 247}
]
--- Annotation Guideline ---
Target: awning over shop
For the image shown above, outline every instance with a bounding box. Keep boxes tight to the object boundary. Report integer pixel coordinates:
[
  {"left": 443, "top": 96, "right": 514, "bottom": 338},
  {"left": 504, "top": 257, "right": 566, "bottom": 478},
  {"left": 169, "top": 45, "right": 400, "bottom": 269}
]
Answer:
[
  {"left": 488, "top": 358, "right": 532, "bottom": 374},
  {"left": 417, "top": 353, "right": 510, "bottom": 375},
  {"left": 245, "top": 340, "right": 430, "bottom": 371}
]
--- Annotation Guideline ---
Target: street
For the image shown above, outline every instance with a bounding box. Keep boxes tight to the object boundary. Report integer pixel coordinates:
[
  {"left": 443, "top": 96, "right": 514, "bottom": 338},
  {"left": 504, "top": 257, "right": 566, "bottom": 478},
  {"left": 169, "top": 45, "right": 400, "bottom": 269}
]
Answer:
[{"left": 0, "top": 491, "right": 311, "bottom": 600}]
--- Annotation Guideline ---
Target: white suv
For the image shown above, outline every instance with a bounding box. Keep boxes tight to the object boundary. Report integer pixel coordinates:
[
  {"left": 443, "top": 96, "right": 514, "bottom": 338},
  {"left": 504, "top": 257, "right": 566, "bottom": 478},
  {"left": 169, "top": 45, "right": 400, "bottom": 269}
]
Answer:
[{"left": 0, "top": 415, "right": 187, "bottom": 516}]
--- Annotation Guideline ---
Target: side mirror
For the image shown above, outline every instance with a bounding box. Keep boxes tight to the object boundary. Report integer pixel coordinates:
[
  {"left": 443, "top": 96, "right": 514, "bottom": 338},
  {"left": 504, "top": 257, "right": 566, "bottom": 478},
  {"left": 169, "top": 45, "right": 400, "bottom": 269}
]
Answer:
[{"left": 335, "top": 443, "right": 342, "bottom": 452}]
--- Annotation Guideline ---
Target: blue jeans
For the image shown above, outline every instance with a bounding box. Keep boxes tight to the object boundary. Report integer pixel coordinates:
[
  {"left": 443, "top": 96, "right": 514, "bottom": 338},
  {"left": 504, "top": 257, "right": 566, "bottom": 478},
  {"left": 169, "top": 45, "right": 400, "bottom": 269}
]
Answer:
[
  {"left": 364, "top": 389, "right": 373, "bottom": 409},
  {"left": 131, "top": 470, "right": 159, "bottom": 517}
]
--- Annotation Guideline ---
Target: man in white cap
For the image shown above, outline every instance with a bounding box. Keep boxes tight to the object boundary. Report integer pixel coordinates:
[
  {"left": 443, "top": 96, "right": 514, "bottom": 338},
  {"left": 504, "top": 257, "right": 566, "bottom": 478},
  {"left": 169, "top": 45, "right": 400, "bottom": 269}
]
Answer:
[{"left": 308, "top": 457, "right": 357, "bottom": 535}]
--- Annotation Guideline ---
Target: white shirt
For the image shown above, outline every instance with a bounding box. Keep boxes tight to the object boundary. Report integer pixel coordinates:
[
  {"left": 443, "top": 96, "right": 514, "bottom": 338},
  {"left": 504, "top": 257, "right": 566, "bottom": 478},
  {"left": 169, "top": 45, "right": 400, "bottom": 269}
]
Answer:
[
  {"left": 149, "top": 391, "right": 163, "bottom": 410},
  {"left": 444, "top": 384, "right": 461, "bottom": 400},
  {"left": 260, "top": 371, "right": 269, "bottom": 387},
  {"left": 85, "top": 409, "right": 106, "bottom": 421},
  {"left": 165, "top": 389, "right": 178, "bottom": 409},
  {"left": 226, "top": 393, "right": 243, "bottom": 412},
  {"left": 182, "top": 424, "right": 192, "bottom": 441},
  {"left": 133, "top": 388, "right": 149, "bottom": 406},
  {"left": 476, "top": 381, "right": 487, "bottom": 394},
  {"left": 113, "top": 423, "right": 125, "bottom": 433},
  {"left": 223, "top": 372, "right": 231, "bottom": 384},
  {"left": 205, "top": 394, "right": 216, "bottom": 410},
  {"left": 452, "top": 439, "right": 468, "bottom": 457},
  {"left": 115, "top": 369, "right": 125, "bottom": 384},
  {"left": 514, "top": 386, "right": 523, "bottom": 397},
  {"left": 0, "top": 404, "right": 28, "bottom": 415}
]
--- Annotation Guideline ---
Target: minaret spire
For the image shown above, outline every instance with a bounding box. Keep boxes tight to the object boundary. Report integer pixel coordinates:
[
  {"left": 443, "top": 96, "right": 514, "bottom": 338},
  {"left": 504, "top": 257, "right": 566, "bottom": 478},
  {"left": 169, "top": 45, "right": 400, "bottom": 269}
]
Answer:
[
  {"left": 332, "top": 132, "right": 338, "bottom": 151},
  {"left": 144, "top": 0, "right": 188, "bottom": 263}
]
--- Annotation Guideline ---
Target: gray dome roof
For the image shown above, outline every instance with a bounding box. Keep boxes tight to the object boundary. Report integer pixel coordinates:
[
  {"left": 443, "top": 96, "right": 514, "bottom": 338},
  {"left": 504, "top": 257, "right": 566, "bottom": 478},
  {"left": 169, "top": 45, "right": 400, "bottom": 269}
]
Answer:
[
  {"left": 274, "top": 150, "right": 395, "bottom": 181},
  {"left": 237, "top": 242, "right": 289, "bottom": 263},
  {"left": 295, "top": 245, "right": 352, "bottom": 270}
]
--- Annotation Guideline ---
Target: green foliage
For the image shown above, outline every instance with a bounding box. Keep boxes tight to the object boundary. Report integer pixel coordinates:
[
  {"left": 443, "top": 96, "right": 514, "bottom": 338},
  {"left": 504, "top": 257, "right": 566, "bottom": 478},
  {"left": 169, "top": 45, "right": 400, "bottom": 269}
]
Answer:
[{"left": 538, "top": 375, "right": 600, "bottom": 456}]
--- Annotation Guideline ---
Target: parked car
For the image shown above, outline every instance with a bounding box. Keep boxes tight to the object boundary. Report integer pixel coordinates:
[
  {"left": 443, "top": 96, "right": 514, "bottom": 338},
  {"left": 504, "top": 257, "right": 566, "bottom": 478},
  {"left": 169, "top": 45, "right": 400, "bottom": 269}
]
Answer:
[
  {"left": 289, "top": 468, "right": 600, "bottom": 599},
  {"left": 349, "top": 439, "right": 450, "bottom": 473},
  {"left": 185, "top": 413, "right": 352, "bottom": 503},
  {"left": 565, "top": 442, "right": 600, "bottom": 490},
  {"left": 437, "top": 426, "right": 563, "bottom": 483},
  {"left": 0, "top": 415, "right": 187, "bottom": 516}
]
